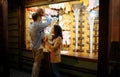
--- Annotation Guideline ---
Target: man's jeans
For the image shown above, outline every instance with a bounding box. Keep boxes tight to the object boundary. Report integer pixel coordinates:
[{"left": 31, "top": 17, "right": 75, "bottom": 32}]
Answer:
[{"left": 31, "top": 49, "right": 44, "bottom": 77}]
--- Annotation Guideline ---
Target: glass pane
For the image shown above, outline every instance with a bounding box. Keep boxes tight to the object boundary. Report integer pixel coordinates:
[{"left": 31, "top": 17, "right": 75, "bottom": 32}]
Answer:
[{"left": 25, "top": 0, "right": 99, "bottom": 59}]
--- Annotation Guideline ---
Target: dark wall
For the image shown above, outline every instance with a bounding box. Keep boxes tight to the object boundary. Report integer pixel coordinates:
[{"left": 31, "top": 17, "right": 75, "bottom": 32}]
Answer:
[
  {"left": 0, "top": 0, "right": 9, "bottom": 77},
  {"left": 0, "top": 0, "right": 4, "bottom": 52},
  {"left": 108, "top": 0, "right": 120, "bottom": 76},
  {"left": 109, "top": 0, "right": 120, "bottom": 42},
  {"left": 97, "top": 0, "right": 109, "bottom": 77},
  {"left": 109, "top": 0, "right": 120, "bottom": 60},
  {"left": 8, "top": 0, "right": 21, "bottom": 68}
]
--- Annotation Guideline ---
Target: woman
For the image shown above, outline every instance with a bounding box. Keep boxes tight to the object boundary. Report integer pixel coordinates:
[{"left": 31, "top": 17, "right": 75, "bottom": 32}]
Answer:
[{"left": 44, "top": 25, "right": 63, "bottom": 77}]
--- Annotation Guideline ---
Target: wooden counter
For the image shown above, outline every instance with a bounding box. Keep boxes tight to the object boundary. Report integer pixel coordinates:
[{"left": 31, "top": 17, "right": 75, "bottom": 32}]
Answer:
[{"left": 61, "top": 51, "right": 98, "bottom": 62}]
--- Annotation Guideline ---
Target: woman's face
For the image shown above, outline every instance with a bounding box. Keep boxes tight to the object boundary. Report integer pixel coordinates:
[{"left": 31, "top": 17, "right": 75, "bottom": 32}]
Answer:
[{"left": 51, "top": 27, "right": 54, "bottom": 34}]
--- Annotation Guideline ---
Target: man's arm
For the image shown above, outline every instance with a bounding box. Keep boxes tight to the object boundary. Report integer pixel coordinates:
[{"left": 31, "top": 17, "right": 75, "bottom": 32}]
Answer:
[{"left": 38, "top": 16, "right": 52, "bottom": 30}]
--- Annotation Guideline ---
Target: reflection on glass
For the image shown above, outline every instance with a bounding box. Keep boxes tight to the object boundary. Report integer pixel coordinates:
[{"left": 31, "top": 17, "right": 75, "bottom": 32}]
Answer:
[
  {"left": 73, "top": 4, "right": 80, "bottom": 51},
  {"left": 25, "top": 0, "right": 99, "bottom": 58},
  {"left": 87, "top": 0, "right": 99, "bottom": 54}
]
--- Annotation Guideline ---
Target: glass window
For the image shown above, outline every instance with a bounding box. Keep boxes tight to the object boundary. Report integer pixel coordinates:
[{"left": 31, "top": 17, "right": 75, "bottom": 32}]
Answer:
[{"left": 25, "top": 0, "right": 99, "bottom": 59}]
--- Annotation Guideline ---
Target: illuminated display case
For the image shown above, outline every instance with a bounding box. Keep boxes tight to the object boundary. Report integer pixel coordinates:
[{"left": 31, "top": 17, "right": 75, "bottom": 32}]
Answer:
[{"left": 25, "top": 0, "right": 99, "bottom": 57}]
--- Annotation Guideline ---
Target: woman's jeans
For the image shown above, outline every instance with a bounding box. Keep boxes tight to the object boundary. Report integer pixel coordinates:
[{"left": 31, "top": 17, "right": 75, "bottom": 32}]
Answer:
[{"left": 51, "top": 63, "right": 61, "bottom": 77}]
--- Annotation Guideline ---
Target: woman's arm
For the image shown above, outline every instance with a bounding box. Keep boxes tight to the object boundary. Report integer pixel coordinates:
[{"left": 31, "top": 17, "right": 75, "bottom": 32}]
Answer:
[{"left": 45, "top": 37, "right": 62, "bottom": 52}]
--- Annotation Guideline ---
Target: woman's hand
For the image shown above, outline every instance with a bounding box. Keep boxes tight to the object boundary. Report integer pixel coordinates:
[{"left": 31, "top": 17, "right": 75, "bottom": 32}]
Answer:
[{"left": 43, "top": 36, "right": 48, "bottom": 43}]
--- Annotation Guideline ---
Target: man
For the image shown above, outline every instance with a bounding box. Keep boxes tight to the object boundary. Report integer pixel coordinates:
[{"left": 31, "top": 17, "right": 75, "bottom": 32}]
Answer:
[{"left": 29, "top": 8, "right": 52, "bottom": 77}]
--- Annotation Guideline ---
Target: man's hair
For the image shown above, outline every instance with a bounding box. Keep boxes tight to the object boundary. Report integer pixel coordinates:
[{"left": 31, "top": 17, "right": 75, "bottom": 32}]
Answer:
[{"left": 32, "top": 13, "right": 39, "bottom": 21}]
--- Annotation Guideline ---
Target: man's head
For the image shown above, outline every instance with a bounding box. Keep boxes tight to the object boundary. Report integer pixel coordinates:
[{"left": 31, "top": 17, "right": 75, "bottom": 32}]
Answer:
[
  {"left": 36, "top": 8, "right": 44, "bottom": 17},
  {"left": 32, "top": 13, "right": 40, "bottom": 21}
]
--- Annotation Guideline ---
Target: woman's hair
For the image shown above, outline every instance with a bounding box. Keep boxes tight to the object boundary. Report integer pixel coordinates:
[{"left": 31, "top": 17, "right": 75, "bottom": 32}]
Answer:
[{"left": 53, "top": 25, "right": 63, "bottom": 39}]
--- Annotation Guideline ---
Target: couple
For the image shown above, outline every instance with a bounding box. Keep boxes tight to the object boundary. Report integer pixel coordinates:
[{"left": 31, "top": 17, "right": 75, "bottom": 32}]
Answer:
[{"left": 29, "top": 8, "right": 63, "bottom": 77}]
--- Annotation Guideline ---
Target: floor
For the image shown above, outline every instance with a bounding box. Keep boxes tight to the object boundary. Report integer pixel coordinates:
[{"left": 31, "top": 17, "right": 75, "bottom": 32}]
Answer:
[{"left": 10, "top": 69, "right": 31, "bottom": 77}]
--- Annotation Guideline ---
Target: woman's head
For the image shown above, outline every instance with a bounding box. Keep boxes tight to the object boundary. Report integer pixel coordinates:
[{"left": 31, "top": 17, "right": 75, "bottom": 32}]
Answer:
[{"left": 53, "top": 25, "right": 63, "bottom": 39}]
